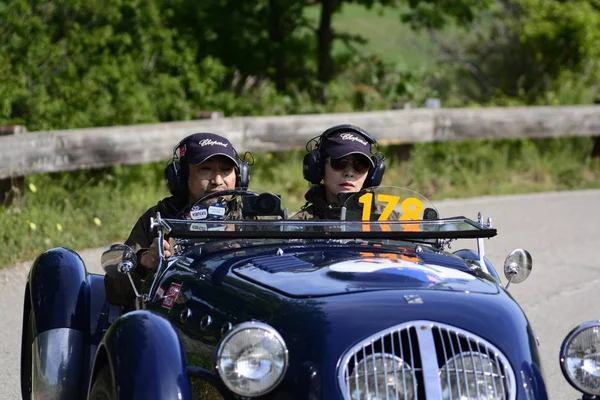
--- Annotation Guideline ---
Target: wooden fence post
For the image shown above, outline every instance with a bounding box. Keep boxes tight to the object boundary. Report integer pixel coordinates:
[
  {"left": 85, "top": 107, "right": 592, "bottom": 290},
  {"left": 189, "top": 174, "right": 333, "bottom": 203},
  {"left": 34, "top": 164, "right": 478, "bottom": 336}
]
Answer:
[
  {"left": 0, "top": 125, "right": 27, "bottom": 206},
  {"left": 593, "top": 137, "right": 600, "bottom": 158},
  {"left": 593, "top": 99, "right": 600, "bottom": 158}
]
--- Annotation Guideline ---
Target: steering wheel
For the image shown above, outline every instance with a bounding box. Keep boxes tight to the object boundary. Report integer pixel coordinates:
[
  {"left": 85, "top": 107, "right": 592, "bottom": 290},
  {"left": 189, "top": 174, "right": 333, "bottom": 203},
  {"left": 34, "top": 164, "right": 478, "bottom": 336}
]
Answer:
[{"left": 179, "top": 189, "right": 260, "bottom": 219}]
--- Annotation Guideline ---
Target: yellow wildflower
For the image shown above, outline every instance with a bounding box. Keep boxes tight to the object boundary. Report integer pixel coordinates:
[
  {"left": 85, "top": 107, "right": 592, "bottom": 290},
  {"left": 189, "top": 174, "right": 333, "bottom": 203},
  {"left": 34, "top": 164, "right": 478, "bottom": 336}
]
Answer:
[
  {"left": 56, "top": 223, "right": 63, "bottom": 232},
  {"left": 29, "top": 222, "right": 37, "bottom": 231},
  {"left": 93, "top": 217, "right": 102, "bottom": 226},
  {"left": 28, "top": 183, "right": 37, "bottom": 193}
]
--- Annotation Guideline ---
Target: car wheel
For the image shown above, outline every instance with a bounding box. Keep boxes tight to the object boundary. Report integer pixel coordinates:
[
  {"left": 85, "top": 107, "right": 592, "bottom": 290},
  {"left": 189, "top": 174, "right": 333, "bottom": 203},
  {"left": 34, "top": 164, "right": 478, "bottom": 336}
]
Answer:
[
  {"left": 89, "top": 366, "right": 116, "bottom": 400},
  {"left": 21, "top": 311, "right": 34, "bottom": 400}
]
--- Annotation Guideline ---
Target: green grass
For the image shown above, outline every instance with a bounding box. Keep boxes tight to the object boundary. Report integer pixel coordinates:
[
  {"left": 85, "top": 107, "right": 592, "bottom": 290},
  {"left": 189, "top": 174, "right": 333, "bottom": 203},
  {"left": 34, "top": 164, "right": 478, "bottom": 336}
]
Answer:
[
  {"left": 2, "top": 137, "right": 598, "bottom": 267},
  {"left": 304, "top": 3, "right": 455, "bottom": 68}
]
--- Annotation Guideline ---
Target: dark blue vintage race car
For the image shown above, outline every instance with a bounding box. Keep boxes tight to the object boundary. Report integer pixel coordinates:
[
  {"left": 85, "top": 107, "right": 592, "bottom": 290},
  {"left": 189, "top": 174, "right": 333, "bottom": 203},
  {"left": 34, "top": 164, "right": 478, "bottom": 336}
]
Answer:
[{"left": 22, "top": 186, "right": 569, "bottom": 399}]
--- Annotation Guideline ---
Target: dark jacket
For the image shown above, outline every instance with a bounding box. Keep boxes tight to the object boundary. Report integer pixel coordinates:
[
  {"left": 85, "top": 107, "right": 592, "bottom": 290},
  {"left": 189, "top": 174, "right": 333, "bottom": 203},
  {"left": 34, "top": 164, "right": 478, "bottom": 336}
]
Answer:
[
  {"left": 104, "top": 195, "right": 245, "bottom": 306},
  {"left": 104, "top": 196, "right": 184, "bottom": 306},
  {"left": 290, "top": 185, "right": 343, "bottom": 220}
]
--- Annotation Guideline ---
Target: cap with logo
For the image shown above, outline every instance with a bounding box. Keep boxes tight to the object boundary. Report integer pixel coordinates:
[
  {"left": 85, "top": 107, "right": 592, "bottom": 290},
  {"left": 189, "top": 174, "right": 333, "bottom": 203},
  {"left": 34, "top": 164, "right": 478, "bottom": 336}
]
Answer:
[
  {"left": 321, "top": 131, "right": 375, "bottom": 167},
  {"left": 180, "top": 133, "right": 239, "bottom": 168}
]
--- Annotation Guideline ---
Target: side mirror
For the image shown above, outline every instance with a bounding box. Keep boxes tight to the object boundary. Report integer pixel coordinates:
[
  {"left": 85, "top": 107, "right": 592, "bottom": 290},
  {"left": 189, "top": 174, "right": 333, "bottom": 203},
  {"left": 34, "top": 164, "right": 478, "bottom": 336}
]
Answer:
[
  {"left": 101, "top": 244, "right": 137, "bottom": 279},
  {"left": 503, "top": 248, "right": 532, "bottom": 288}
]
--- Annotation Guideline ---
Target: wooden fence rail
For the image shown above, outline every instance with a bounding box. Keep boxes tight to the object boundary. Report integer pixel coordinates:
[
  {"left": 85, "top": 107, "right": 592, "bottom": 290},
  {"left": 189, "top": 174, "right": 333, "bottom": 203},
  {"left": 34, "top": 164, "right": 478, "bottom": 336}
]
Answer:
[{"left": 1, "top": 105, "right": 599, "bottom": 180}]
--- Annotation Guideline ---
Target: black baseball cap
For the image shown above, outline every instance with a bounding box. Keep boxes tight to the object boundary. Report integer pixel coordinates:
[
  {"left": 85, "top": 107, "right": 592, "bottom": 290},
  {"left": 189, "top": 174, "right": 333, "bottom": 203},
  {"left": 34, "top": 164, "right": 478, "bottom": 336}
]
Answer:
[
  {"left": 180, "top": 133, "right": 239, "bottom": 167},
  {"left": 322, "top": 131, "right": 375, "bottom": 167}
]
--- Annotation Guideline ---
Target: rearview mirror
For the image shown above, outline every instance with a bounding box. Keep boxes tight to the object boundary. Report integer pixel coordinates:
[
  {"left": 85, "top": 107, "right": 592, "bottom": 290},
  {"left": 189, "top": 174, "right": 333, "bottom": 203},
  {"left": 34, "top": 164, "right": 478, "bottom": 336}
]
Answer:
[
  {"left": 101, "top": 244, "right": 137, "bottom": 279},
  {"left": 503, "top": 248, "right": 532, "bottom": 288}
]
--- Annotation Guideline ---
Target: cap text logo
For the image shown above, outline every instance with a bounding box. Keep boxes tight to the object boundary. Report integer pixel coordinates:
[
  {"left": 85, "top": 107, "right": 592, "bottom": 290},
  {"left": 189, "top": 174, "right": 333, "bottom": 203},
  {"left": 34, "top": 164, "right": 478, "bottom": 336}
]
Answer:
[
  {"left": 199, "top": 139, "right": 228, "bottom": 147},
  {"left": 340, "top": 133, "right": 368, "bottom": 146}
]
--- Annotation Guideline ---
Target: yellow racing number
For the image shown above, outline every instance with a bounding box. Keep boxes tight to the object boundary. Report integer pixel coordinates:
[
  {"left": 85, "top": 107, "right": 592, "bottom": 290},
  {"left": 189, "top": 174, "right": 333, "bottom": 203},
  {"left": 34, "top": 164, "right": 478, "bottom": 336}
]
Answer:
[
  {"left": 358, "top": 192, "right": 373, "bottom": 221},
  {"left": 376, "top": 194, "right": 400, "bottom": 221},
  {"left": 399, "top": 197, "right": 423, "bottom": 221},
  {"left": 358, "top": 194, "right": 424, "bottom": 225}
]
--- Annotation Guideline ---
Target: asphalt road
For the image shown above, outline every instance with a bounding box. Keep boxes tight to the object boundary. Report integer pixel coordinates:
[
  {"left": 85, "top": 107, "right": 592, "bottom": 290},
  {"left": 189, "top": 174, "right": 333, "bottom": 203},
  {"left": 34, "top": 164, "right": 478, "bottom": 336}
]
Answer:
[{"left": 1, "top": 189, "right": 599, "bottom": 399}]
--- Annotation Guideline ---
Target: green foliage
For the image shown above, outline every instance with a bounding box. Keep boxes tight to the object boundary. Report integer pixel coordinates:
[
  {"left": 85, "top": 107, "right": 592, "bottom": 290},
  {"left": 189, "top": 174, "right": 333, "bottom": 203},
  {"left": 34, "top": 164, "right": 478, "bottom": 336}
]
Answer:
[
  {"left": 0, "top": 0, "right": 233, "bottom": 130},
  {"left": 0, "top": 163, "right": 168, "bottom": 264},
  {"left": 305, "top": 3, "right": 438, "bottom": 68},
  {"left": 338, "top": 56, "right": 440, "bottom": 107},
  {"left": 515, "top": 0, "right": 600, "bottom": 103},
  {"left": 431, "top": 0, "right": 600, "bottom": 106},
  {"left": 2, "top": 0, "right": 598, "bottom": 121},
  {"left": 307, "top": 0, "right": 488, "bottom": 82},
  {"left": 0, "top": 0, "right": 324, "bottom": 128},
  {"left": 391, "top": 137, "right": 600, "bottom": 199},
  {"left": 167, "top": 0, "right": 316, "bottom": 91},
  {"left": 401, "top": 0, "right": 494, "bottom": 29}
]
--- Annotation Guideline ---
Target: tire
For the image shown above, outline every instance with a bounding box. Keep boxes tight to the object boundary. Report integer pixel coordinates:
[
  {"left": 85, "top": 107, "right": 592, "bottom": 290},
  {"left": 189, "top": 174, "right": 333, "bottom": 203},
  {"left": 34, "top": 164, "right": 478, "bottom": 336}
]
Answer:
[
  {"left": 89, "top": 365, "right": 116, "bottom": 400},
  {"left": 20, "top": 311, "right": 34, "bottom": 400}
]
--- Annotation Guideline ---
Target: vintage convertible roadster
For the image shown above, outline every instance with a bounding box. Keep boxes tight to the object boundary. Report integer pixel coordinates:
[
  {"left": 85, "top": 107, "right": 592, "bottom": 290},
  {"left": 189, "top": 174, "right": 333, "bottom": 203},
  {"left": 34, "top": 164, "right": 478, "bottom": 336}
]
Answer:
[{"left": 22, "top": 187, "right": 554, "bottom": 399}]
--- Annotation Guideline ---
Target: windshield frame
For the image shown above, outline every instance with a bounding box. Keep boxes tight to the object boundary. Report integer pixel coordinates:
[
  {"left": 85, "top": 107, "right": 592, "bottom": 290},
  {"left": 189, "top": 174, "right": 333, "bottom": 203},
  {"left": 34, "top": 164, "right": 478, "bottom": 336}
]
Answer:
[{"left": 158, "top": 217, "right": 497, "bottom": 240}]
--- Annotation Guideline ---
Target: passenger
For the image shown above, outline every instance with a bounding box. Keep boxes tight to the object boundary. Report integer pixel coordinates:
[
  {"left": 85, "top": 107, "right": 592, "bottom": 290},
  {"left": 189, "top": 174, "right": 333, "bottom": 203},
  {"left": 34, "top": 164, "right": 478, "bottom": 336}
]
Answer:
[
  {"left": 105, "top": 132, "right": 250, "bottom": 305},
  {"left": 291, "top": 124, "right": 386, "bottom": 220}
]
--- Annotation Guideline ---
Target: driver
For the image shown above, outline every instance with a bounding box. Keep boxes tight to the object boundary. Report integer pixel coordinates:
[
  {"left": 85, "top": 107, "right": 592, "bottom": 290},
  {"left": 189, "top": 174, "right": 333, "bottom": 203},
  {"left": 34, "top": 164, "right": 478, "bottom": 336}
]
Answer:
[
  {"left": 105, "top": 132, "right": 249, "bottom": 306},
  {"left": 291, "top": 124, "right": 386, "bottom": 220}
]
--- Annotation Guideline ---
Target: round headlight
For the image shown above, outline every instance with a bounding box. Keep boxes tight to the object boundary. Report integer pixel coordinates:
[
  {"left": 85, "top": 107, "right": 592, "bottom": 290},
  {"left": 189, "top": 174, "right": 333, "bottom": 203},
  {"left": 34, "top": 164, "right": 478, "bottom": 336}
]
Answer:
[
  {"left": 440, "top": 352, "right": 506, "bottom": 400},
  {"left": 216, "top": 321, "right": 288, "bottom": 397},
  {"left": 347, "top": 353, "right": 414, "bottom": 400},
  {"left": 560, "top": 321, "right": 600, "bottom": 396}
]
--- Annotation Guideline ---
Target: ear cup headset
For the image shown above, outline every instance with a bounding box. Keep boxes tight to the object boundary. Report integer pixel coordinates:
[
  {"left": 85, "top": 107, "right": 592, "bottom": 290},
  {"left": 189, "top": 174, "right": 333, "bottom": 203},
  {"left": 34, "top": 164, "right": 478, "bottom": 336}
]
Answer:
[
  {"left": 302, "top": 124, "right": 386, "bottom": 187},
  {"left": 164, "top": 134, "right": 251, "bottom": 198}
]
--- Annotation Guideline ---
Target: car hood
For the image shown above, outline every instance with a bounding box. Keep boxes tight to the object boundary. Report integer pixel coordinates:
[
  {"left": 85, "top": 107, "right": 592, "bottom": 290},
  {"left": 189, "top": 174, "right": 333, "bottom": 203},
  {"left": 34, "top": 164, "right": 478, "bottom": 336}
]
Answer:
[{"left": 231, "top": 247, "right": 499, "bottom": 297}]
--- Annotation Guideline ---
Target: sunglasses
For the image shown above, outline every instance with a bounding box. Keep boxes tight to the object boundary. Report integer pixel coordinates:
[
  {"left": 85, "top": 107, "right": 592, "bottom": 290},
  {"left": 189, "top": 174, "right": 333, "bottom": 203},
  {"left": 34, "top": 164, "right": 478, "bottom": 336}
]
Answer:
[{"left": 328, "top": 155, "right": 371, "bottom": 174}]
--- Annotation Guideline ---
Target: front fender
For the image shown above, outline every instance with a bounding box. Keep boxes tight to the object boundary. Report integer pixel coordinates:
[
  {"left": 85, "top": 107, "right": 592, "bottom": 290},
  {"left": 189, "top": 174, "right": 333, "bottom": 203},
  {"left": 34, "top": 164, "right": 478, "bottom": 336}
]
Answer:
[
  {"left": 521, "top": 361, "right": 549, "bottom": 400},
  {"left": 25, "top": 247, "right": 90, "bottom": 399},
  {"left": 28, "top": 247, "right": 90, "bottom": 332},
  {"left": 93, "top": 310, "right": 192, "bottom": 400}
]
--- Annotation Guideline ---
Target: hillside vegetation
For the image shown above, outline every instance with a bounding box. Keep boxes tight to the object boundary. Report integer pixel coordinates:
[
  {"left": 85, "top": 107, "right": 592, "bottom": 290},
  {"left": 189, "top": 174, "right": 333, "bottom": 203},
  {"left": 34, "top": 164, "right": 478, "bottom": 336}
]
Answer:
[{"left": 1, "top": 0, "right": 599, "bottom": 265}]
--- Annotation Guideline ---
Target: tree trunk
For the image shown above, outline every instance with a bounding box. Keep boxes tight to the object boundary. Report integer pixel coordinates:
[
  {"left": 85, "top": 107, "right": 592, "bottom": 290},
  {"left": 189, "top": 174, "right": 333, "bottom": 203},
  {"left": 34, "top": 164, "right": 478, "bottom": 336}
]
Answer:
[
  {"left": 317, "top": 0, "right": 338, "bottom": 84},
  {"left": 268, "top": 0, "right": 287, "bottom": 91}
]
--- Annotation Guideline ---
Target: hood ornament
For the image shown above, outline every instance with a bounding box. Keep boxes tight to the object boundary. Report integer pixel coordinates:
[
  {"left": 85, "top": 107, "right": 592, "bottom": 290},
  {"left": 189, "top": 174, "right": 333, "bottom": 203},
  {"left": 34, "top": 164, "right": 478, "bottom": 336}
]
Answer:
[{"left": 404, "top": 295, "right": 423, "bottom": 304}]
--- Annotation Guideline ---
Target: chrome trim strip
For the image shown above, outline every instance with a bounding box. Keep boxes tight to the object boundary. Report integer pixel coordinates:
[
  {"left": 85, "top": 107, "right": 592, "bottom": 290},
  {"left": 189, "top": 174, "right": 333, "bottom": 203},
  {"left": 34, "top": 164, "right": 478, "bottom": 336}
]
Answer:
[
  {"left": 407, "top": 327, "right": 417, "bottom": 396},
  {"left": 476, "top": 343, "right": 489, "bottom": 398},
  {"left": 32, "top": 328, "right": 85, "bottom": 400},
  {"left": 390, "top": 328, "right": 398, "bottom": 398},
  {"left": 415, "top": 323, "right": 442, "bottom": 398}
]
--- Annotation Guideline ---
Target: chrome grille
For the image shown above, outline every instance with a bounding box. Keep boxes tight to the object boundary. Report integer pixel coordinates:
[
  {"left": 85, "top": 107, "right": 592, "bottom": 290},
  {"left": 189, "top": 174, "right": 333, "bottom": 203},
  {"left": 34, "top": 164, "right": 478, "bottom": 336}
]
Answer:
[{"left": 338, "top": 321, "right": 516, "bottom": 400}]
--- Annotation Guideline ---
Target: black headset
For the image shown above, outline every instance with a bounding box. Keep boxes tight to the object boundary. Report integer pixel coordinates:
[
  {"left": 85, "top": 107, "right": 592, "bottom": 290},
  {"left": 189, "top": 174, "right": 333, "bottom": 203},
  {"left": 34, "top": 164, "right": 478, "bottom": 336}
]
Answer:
[
  {"left": 302, "top": 124, "right": 386, "bottom": 187},
  {"left": 164, "top": 133, "right": 251, "bottom": 198}
]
